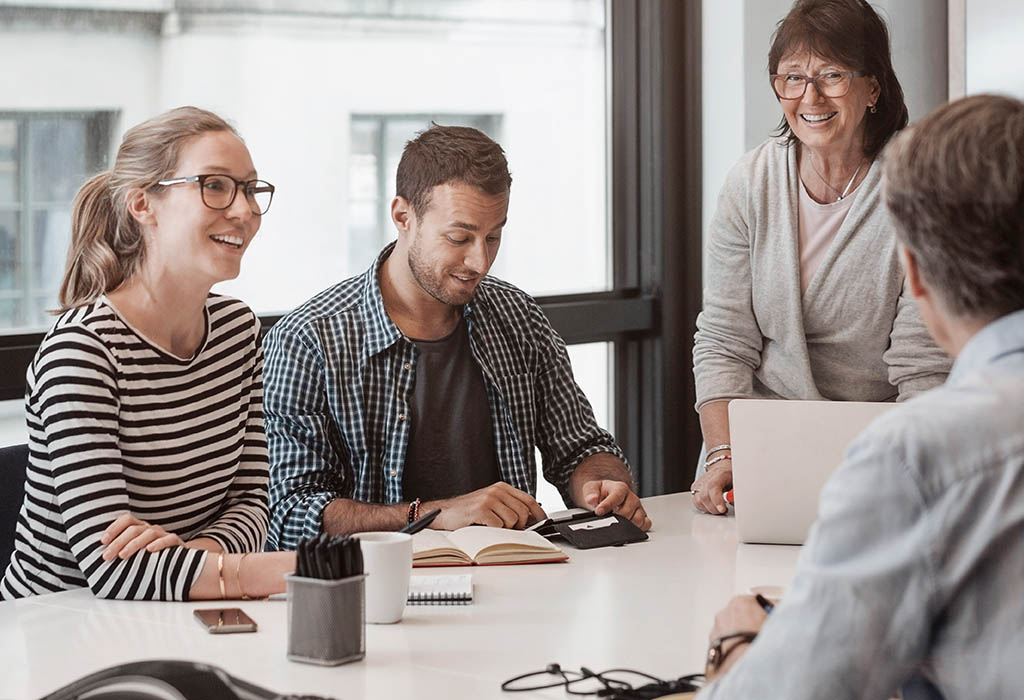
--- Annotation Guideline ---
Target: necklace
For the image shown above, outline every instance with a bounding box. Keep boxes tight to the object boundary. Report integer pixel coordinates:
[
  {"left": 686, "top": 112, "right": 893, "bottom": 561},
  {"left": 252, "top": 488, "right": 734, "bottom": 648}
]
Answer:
[{"left": 805, "top": 155, "right": 865, "bottom": 202}]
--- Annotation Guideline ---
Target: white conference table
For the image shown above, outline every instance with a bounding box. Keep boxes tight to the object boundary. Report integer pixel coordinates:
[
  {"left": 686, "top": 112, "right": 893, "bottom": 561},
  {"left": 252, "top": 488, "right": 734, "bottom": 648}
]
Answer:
[{"left": 0, "top": 493, "right": 801, "bottom": 699}]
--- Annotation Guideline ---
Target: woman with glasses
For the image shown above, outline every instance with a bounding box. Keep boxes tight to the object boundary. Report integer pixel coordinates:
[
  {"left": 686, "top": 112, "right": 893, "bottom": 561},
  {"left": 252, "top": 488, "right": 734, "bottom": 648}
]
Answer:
[
  {"left": 689, "top": 0, "right": 950, "bottom": 515},
  {"left": 1, "top": 106, "right": 295, "bottom": 600}
]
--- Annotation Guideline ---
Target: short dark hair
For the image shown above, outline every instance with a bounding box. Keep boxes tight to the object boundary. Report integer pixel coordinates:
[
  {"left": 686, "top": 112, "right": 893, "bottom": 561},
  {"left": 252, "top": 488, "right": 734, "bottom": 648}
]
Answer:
[
  {"left": 767, "top": 0, "right": 908, "bottom": 158},
  {"left": 883, "top": 94, "right": 1024, "bottom": 319},
  {"left": 395, "top": 124, "right": 512, "bottom": 218}
]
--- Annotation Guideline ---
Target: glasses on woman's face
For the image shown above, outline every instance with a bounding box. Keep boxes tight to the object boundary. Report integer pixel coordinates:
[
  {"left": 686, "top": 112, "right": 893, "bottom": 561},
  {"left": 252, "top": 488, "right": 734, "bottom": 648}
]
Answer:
[
  {"left": 155, "top": 174, "right": 276, "bottom": 215},
  {"left": 770, "top": 70, "right": 866, "bottom": 100}
]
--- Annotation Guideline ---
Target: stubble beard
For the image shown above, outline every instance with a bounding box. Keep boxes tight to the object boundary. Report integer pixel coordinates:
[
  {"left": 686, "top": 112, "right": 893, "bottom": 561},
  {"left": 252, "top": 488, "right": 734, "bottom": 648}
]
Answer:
[{"left": 407, "top": 236, "right": 475, "bottom": 307}]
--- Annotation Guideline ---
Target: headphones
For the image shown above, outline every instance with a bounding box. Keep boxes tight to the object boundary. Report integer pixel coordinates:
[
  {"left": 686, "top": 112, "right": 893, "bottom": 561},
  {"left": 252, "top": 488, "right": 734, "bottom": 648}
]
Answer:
[{"left": 40, "top": 660, "right": 333, "bottom": 700}]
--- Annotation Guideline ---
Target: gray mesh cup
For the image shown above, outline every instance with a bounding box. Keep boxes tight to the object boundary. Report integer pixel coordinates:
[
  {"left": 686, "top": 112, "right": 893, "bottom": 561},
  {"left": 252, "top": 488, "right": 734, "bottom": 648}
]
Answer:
[{"left": 285, "top": 573, "right": 366, "bottom": 666}]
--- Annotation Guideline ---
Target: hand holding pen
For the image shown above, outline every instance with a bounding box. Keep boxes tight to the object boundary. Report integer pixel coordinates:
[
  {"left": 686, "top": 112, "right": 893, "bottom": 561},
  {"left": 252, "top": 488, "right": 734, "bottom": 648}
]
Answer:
[{"left": 399, "top": 508, "right": 441, "bottom": 535}]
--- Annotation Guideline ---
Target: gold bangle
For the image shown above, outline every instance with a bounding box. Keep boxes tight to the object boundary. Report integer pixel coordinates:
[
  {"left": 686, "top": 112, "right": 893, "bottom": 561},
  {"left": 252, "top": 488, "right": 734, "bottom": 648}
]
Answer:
[
  {"left": 216, "top": 552, "right": 226, "bottom": 599},
  {"left": 236, "top": 552, "right": 251, "bottom": 600}
]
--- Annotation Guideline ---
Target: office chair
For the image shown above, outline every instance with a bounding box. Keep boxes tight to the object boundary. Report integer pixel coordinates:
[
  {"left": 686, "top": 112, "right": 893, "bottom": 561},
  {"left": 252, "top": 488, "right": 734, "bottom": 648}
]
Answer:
[{"left": 0, "top": 442, "right": 29, "bottom": 574}]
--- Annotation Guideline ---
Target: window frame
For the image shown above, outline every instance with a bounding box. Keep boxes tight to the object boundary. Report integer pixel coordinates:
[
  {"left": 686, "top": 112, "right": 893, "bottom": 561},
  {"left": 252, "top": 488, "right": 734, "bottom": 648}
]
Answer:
[{"left": 0, "top": 1, "right": 702, "bottom": 496}]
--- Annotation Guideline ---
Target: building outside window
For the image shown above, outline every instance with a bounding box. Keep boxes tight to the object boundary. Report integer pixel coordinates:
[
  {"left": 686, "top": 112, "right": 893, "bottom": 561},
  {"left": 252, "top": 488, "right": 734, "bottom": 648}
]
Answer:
[{"left": 0, "top": 112, "right": 113, "bottom": 329}]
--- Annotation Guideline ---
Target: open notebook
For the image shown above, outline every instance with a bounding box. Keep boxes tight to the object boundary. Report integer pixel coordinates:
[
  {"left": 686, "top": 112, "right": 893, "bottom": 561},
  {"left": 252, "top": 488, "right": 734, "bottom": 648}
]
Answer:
[
  {"left": 412, "top": 526, "right": 569, "bottom": 566},
  {"left": 407, "top": 574, "right": 474, "bottom": 605}
]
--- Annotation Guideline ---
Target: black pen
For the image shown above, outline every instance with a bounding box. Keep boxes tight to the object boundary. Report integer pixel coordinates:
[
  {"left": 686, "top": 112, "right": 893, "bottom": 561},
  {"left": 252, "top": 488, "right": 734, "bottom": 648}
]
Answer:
[
  {"left": 399, "top": 507, "right": 442, "bottom": 535},
  {"left": 754, "top": 593, "right": 775, "bottom": 613}
]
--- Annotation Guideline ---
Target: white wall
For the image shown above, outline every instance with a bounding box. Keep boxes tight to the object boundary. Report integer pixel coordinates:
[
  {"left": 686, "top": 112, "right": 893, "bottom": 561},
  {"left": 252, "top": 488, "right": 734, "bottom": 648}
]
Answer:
[
  {"left": 700, "top": 0, "right": 745, "bottom": 272},
  {"left": 0, "top": 25, "right": 158, "bottom": 134},
  {"left": 964, "top": 0, "right": 1024, "bottom": 98}
]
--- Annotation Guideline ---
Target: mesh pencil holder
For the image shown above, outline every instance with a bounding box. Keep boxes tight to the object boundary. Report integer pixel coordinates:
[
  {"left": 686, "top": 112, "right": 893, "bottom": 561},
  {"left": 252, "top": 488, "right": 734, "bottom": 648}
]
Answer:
[{"left": 285, "top": 573, "right": 366, "bottom": 666}]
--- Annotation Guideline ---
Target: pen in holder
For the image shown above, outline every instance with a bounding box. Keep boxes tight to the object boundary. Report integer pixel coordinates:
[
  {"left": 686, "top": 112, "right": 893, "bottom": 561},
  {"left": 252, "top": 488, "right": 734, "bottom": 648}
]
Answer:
[{"left": 286, "top": 534, "right": 367, "bottom": 666}]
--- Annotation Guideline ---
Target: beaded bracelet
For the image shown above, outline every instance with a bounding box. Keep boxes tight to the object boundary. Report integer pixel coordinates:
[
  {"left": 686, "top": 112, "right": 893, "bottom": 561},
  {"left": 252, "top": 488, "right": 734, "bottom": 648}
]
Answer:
[{"left": 407, "top": 498, "right": 421, "bottom": 525}]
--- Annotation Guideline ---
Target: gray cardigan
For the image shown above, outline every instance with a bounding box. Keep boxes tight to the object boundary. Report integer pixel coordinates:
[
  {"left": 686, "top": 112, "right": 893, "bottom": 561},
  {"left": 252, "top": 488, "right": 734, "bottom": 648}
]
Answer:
[{"left": 693, "top": 138, "right": 951, "bottom": 409}]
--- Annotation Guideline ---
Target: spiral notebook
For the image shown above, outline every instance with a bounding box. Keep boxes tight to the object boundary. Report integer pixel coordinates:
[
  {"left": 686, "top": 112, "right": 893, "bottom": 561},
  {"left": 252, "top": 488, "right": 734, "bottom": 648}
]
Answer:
[{"left": 407, "top": 574, "right": 474, "bottom": 605}]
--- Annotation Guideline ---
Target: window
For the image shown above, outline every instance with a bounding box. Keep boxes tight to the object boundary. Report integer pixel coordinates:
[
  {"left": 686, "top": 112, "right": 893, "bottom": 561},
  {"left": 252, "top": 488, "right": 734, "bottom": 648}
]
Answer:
[
  {"left": 0, "top": 112, "right": 114, "bottom": 330},
  {"left": 0, "top": 2, "right": 700, "bottom": 499},
  {"left": 347, "top": 114, "right": 502, "bottom": 267}
]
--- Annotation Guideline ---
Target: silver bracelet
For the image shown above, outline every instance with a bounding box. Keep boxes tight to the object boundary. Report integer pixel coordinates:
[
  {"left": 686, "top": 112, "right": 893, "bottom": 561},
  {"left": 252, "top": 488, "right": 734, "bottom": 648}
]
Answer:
[
  {"left": 704, "top": 454, "right": 732, "bottom": 470},
  {"left": 706, "top": 444, "right": 731, "bottom": 457}
]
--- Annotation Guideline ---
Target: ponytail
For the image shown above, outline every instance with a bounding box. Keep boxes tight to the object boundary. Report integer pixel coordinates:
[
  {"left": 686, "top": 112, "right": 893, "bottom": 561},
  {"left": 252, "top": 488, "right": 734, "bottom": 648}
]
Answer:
[{"left": 57, "top": 171, "right": 143, "bottom": 311}]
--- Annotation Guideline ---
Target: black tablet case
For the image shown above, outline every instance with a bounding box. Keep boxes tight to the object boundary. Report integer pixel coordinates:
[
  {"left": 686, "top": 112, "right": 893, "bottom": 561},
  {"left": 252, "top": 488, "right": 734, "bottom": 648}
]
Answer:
[{"left": 548, "top": 513, "right": 649, "bottom": 549}]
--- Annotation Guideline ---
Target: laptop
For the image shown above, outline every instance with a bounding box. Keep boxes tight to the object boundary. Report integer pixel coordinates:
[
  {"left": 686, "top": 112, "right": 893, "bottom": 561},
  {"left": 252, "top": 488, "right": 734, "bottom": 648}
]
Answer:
[{"left": 730, "top": 399, "right": 896, "bottom": 545}]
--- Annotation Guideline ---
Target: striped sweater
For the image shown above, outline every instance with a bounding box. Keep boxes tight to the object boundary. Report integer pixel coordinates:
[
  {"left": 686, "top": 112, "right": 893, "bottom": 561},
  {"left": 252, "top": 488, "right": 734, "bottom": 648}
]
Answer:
[{"left": 0, "top": 294, "right": 268, "bottom": 600}]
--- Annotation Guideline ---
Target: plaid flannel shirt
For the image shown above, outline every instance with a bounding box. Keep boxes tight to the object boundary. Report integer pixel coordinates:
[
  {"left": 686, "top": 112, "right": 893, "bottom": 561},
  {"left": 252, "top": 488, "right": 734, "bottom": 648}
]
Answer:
[{"left": 264, "top": 244, "right": 625, "bottom": 550}]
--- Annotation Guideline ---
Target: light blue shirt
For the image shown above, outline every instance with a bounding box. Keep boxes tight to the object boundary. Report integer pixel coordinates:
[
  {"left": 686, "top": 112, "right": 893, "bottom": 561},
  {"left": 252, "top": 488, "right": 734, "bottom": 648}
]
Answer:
[{"left": 702, "top": 309, "right": 1024, "bottom": 700}]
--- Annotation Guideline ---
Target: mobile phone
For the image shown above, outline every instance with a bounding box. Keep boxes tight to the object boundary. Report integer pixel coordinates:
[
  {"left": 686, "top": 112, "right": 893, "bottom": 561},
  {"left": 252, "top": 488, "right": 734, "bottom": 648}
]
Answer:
[{"left": 193, "top": 607, "right": 258, "bottom": 634}]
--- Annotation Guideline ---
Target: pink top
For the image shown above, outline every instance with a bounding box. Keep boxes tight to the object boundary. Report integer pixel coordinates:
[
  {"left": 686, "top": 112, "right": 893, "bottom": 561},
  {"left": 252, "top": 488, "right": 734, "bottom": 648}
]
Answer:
[{"left": 797, "top": 181, "right": 858, "bottom": 295}]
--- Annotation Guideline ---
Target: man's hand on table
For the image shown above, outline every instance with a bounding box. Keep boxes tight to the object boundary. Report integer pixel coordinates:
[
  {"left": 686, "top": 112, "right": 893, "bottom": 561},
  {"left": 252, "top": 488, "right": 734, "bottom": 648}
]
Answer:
[
  {"left": 427, "top": 482, "right": 547, "bottom": 530},
  {"left": 580, "top": 479, "right": 652, "bottom": 531}
]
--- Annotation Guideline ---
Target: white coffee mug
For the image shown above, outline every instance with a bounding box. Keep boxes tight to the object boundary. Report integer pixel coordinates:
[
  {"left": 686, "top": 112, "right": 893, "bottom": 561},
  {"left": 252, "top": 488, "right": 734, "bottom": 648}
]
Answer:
[{"left": 355, "top": 532, "right": 413, "bottom": 624}]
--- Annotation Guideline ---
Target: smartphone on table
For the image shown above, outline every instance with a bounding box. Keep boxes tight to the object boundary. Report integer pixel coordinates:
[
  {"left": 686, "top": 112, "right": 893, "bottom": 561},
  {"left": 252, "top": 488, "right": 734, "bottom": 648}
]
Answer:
[{"left": 193, "top": 608, "right": 258, "bottom": 634}]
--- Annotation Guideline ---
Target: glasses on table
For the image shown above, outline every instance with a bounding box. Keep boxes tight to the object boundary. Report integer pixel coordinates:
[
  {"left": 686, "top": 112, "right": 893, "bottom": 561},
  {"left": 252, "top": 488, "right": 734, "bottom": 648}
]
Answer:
[
  {"left": 155, "top": 174, "right": 276, "bottom": 215},
  {"left": 501, "top": 662, "right": 704, "bottom": 698},
  {"left": 770, "top": 70, "right": 866, "bottom": 100}
]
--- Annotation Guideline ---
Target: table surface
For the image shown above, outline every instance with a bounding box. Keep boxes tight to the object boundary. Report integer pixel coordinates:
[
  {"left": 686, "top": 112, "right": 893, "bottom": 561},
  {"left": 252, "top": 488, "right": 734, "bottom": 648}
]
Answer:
[{"left": 0, "top": 493, "right": 801, "bottom": 699}]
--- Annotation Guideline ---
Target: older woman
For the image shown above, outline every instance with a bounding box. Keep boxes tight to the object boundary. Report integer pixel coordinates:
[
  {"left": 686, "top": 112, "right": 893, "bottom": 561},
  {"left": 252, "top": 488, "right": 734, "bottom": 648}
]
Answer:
[{"left": 690, "top": 0, "right": 950, "bottom": 515}]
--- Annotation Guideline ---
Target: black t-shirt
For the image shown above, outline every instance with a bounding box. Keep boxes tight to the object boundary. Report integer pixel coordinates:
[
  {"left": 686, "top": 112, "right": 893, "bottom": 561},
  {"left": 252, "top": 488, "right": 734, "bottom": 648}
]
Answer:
[{"left": 402, "top": 318, "right": 501, "bottom": 501}]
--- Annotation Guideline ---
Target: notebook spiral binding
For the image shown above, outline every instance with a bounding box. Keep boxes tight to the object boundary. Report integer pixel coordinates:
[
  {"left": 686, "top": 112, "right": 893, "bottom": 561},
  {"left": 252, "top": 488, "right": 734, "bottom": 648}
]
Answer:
[
  {"left": 406, "top": 574, "right": 473, "bottom": 605},
  {"left": 407, "top": 590, "right": 472, "bottom": 605}
]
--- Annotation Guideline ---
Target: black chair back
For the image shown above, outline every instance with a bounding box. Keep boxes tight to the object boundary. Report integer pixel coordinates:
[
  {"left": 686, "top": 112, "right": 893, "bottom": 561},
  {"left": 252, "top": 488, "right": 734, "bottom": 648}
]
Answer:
[{"left": 0, "top": 443, "right": 29, "bottom": 575}]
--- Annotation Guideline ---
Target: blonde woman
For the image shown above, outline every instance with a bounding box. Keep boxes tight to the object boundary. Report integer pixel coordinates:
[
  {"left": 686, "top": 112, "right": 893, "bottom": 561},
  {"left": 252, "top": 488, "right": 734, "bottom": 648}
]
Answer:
[{"left": 1, "top": 107, "right": 294, "bottom": 600}]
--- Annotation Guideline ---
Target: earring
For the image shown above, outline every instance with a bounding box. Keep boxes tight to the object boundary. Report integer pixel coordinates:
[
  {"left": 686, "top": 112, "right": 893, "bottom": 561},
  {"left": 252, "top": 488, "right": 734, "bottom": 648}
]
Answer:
[{"left": 870, "top": 104, "right": 878, "bottom": 114}]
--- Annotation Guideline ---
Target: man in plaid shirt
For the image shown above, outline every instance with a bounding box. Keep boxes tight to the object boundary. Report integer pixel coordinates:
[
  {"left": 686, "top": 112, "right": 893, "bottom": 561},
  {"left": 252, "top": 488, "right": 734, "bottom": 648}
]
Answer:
[{"left": 263, "top": 125, "right": 650, "bottom": 548}]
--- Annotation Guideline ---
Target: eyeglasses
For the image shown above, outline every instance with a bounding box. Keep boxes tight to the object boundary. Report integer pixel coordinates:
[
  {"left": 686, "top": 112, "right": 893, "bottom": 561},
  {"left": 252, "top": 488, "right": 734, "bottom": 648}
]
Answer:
[
  {"left": 502, "top": 662, "right": 704, "bottom": 698},
  {"left": 770, "top": 70, "right": 866, "bottom": 100},
  {"left": 155, "top": 174, "right": 275, "bottom": 215}
]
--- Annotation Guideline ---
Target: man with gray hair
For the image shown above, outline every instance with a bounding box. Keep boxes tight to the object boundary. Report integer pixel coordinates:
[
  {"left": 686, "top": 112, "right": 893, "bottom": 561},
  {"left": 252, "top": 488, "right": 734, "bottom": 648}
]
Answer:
[{"left": 698, "top": 94, "right": 1024, "bottom": 698}]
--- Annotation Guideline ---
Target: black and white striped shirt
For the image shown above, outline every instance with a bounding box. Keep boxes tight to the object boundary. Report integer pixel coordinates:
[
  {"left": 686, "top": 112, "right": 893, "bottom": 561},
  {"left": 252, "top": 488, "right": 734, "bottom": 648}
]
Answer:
[{"left": 0, "top": 295, "right": 268, "bottom": 600}]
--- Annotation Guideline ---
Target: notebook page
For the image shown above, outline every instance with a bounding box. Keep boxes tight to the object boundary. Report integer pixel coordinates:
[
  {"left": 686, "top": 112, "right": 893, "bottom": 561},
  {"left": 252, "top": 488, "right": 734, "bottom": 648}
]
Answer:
[
  {"left": 412, "top": 530, "right": 459, "bottom": 556},
  {"left": 446, "top": 526, "right": 560, "bottom": 560}
]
